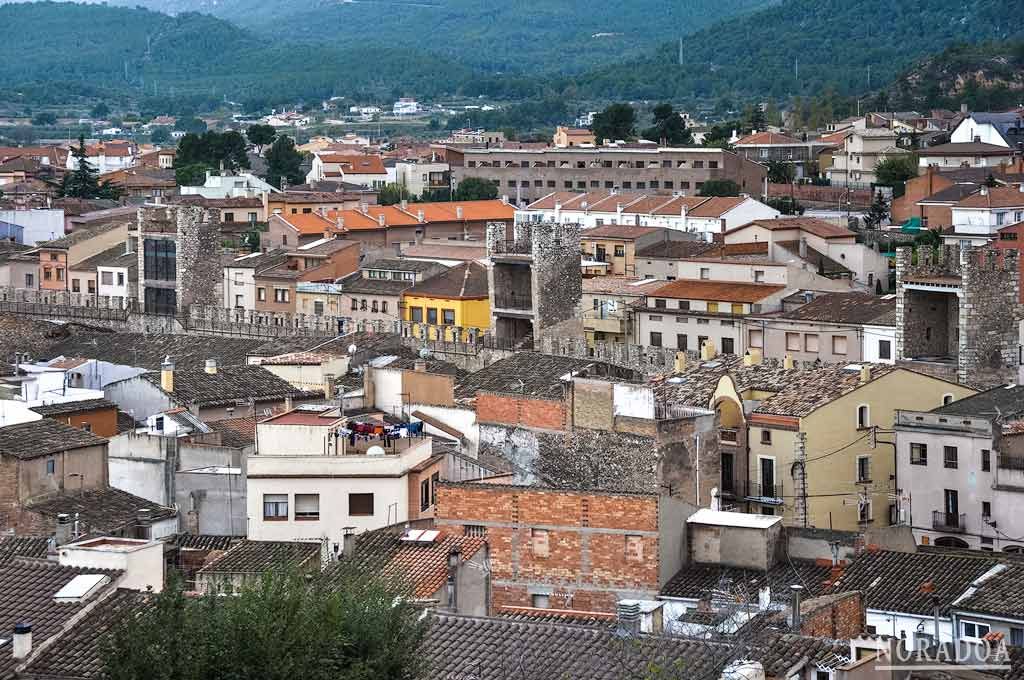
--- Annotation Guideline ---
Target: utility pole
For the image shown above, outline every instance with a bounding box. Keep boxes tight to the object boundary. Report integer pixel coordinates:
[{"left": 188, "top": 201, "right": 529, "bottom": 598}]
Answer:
[{"left": 793, "top": 431, "right": 808, "bottom": 527}]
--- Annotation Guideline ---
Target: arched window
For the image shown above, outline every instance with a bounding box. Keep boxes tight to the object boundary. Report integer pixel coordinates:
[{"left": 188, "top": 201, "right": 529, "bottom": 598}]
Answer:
[
  {"left": 934, "top": 536, "right": 970, "bottom": 549},
  {"left": 942, "top": 393, "right": 954, "bottom": 406}
]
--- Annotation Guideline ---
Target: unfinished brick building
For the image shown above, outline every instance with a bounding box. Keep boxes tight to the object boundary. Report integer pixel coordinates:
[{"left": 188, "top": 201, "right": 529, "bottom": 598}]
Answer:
[
  {"left": 896, "top": 245, "right": 1022, "bottom": 388},
  {"left": 435, "top": 482, "right": 693, "bottom": 613}
]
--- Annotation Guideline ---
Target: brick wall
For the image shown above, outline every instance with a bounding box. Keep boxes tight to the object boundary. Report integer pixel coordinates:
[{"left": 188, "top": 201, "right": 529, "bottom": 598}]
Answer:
[
  {"left": 801, "top": 591, "right": 865, "bottom": 640},
  {"left": 476, "top": 392, "right": 567, "bottom": 431},
  {"left": 436, "top": 483, "right": 660, "bottom": 614},
  {"left": 891, "top": 170, "right": 953, "bottom": 224}
]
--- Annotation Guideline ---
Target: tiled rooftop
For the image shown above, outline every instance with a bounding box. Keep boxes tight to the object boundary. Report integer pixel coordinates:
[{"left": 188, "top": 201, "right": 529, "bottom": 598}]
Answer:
[
  {"left": 30, "top": 398, "right": 118, "bottom": 417},
  {"left": 26, "top": 487, "right": 176, "bottom": 535},
  {"left": 0, "top": 418, "right": 107, "bottom": 459},
  {"left": 197, "top": 539, "right": 321, "bottom": 575},
  {"left": 775, "top": 292, "right": 895, "bottom": 325},
  {"left": 141, "top": 364, "right": 322, "bottom": 407}
]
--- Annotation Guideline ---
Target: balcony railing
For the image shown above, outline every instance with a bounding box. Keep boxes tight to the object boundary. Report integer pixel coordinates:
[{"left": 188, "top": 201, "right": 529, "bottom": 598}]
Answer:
[
  {"left": 491, "top": 239, "right": 532, "bottom": 255},
  {"left": 998, "top": 455, "right": 1024, "bottom": 471},
  {"left": 745, "top": 481, "right": 783, "bottom": 504},
  {"left": 493, "top": 293, "right": 533, "bottom": 310},
  {"left": 932, "top": 511, "right": 966, "bottom": 533},
  {"left": 720, "top": 476, "right": 742, "bottom": 497}
]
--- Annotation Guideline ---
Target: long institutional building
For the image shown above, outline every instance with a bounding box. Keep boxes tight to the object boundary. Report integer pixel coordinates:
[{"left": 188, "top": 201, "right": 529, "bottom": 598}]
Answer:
[{"left": 443, "top": 145, "right": 768, "bottom": 206}]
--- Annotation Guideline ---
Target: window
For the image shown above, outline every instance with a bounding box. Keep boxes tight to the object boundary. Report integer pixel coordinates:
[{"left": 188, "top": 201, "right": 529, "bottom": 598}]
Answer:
[
  {"left": 786, "top": 332, "right": 801, "bottom": 351},
  {"left": 24, "top": 273, "right": 33, "bottom": 287},
  {"left": 942, "top": 394, "right": 954, "bottom": 406},
  {"left": 143, "top": 239, "right": 176, "bottom": 281},
  {"left": 760, "top": 430, "right": 772, "bottom": 445},
  {"left": 101, "top": 271, "right": 114, "bottom": 285},
  {"left": 708, "top": 161, "right": 718, "bottom": 169},
  {"left": 697, "top": 318, "right": 709, "bottom": 325},
  {"left": 71, "top": 279, "right": 80, "bottom": 293},
  {"left": 1012, "top": 628, "right": 1024, "bottom": 647},
  {"left": 982, "top": 501, "right": 991, "bottom": 519},
  {"left": 749, "top": 329, "right": 764, "bottom": 348},
  {"left": 676, "top": 334, "right": 688, "bottom": 350},
  {"left": 730, "top": 303, "right": 743, "bottom": 315},
  {"left": 81, "top": 423, "right": 91, "bottom": 433},
  {"left": 857, "top": 404, "right": 869, "bottom": 429},
  {"left": 443, "top": 309, "right": 455, "bottom": 325},
  {"left": 263, "top": 494, "right": 288, "bottom": 520},
  {"left": 614, "top": 245, "right": 625, "bottom": 257},
  {"left": 857, "top": 455, "right": 871, "bottom": 482},
  {"left": 144, "top": 288, "right": 176, "bottom": 315},
  {"left": 274, "top": 288, "right": 289, "bottom": 303},
  {"left": 154, "top": 416, "right": 164, "bottom": 432},
  {"left": 410, "top": 307, "right": 423, "bottom": 322},
  {"left": 43, "top": 268, "right": 52, "bottom": 281},
  {"left": 464, "top": 525, "right": 486, "bottom": 538},
  {"left": 420, "top": 479, "right": 431, "bottom": 511},
  {"left": 381, "top": 301, "right": 388, "bottom": 314},
  {"left": 531, "top": 593, "right": 550, "bottom": 608},
  {"left": 678, "top": 300, "right": 690, "bottom": 311},
  {"left": 46, "top": 459, "right": 55, "bottom": 475},
  {"left": 49, "top": 253, "right": 58, "bottom": 261},
  {"left": 224, "top": 212, "right": 235, "bottom": 222},
  {"left": 654, "top": 299, "right": 667, "bottom": 309},
  {"left": 426, "top": 308, "right": 438, "bottom": 324},
  {"left": 700, "top": 267, "right": 710, "bottom": 280},
  {"left": 707, "top": 302, "right": 719, "bottom": 313},
  {"left": 830, "top": 335, "right": 848, "bottom": 355},
  {"left": 649, "top": 332, "right": 662, "bottom": 347},
  {"left": 721, "top": 337, "right": 735, "bottom": 354},
  {"left": 348, "top": 493, "right": 374, "bottom": 516},
  {"left": 910, "top": 443, "right": 928, "bottom": 465},
  {"left": 961, "top": 622, "right": 991, "bottom": 640},
  {"left": 314, "top": 301, "right": 325, "bottom": 316},
  {"left": 944, "top": 446, "right": 958, "bottom": 469},
  {"left": 257, "top": 287, "right": 266, "bottom": 302},
  {"left": 625, "top": 535, "right": 644, "bottom": 561},
  {"left": 878, "top": 339, "right": 892, "bottom": 360},
  {"left": 859, "top": 499, "right": 872, "bottom": 524},
  {"left": 693, "top": 160, "right": 704, "bottom": 169},
  {"left": 804, "top": 333, "right": 819, "bottom": 353},
  {"left": 87, "top": 280, "right": 95, "bottom": 294},
  {"left": 294, "top": 494, "right": 320, "bottom": 520},
  {"left": 982, "top": 449, "right": 991, "bottom": 472},
  {"left": 532, "top": 528, "right": 549, "bottom": 557},
  {"left": 56, "top": 268, "right": 63, "bottom": 281}
]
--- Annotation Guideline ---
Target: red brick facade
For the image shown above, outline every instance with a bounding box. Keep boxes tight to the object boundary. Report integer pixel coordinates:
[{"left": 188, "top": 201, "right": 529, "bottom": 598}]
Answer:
[
  {"left": 800, "top": 591, "right": 865, "bottom": 640},
  {"left": 891, "top": 167, "right": 954, "bottom": 225},
  {"left": 436, "top": 483, "right": 660, "bottom": 614},
  {"left": 475, "top": 393, "right": 567, "bottom": 431}
]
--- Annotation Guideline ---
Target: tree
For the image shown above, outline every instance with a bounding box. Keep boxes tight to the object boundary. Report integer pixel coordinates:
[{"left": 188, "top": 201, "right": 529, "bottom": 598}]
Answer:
[
  {"left": 176, "top": 131, "right": 250, "bottom": 173},
  {"left": 246, "top": 123, "right": 277, "bottom": 153},
  {"left": 766, "top": 160, "right": 795, "bottom": 184},
  {"left": 591, "top": 103, "right": 636, "bottom": 143},
  {"left": 766, "top": 196, "right": 804, "bottom": 215},
  {"left": 101, "top": 568, "right": 429, "bottom": 680},
  {"left": 265, "top": 135, "right": 305, "bottom": 189},
  {"left": 175, "top": 162, "right": 212, "bottom": 187},
  {"left": 90, "top": 102, "right": 110, "bottom": 119},
  {"left": 698, "top": 179, "right": 740, "bottom": 197},
  {"left": 453, "top": 177, "right": 498, "bottom": 201},
  {"left": 864, "top": 191, "right": 890, "bottom": 229},
  {"left": 378, "top": 183, "right": 414, "bottom": 206},
  {"left": 177, "top": 116, "right": 207, "bottom": 134},
  {"left": 31, "top": 112, "right": 57, "bottom": 126},
  {"left": 641, "top": 103, "right": 692, "bottom": 145},
  {"left": 420, "top": 187, "right": 451, "bottom": 202},
  {"left": 701, "top": 121, "right": 739, "bottom": 149},
  {"left": 149, "top": 127, "right": 171, "bottom": 145},
  {"left": 874, "top": 154, "right": 918, "bottom": 186},
  {"left": 743, "top": 104, "right": 766, "bottom": 133},
  {"left": 60, "top": 136, "right": 122, "bottom": 199}
]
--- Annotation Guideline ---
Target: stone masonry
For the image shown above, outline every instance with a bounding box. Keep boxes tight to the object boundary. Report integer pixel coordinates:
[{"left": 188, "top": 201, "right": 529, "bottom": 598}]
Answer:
[{"left": 896, "top": 245, "right": 1022, "bottom": 388}]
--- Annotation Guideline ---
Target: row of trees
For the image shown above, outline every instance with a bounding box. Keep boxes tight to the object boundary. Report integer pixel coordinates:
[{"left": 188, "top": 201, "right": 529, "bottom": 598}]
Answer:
[
  {"left": 173, "top": 124, "right": 303, "bottom": 189},
  {"left": 591, "top": 102, "right": 694, "bottom": 145},
  {"left": 377, "top": 177, "right": 498, "bottom": 206}
]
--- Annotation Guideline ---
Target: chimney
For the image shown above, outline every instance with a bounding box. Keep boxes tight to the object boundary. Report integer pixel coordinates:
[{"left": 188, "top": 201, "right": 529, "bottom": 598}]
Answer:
[
  {"left": 798, "top": 237, "right": 807, "bottom": 259},
  {"left": 12, "top": 623, "right": 32, "bottom": 660},
  {"left": 135, "top": 508, "right": 152, "bottom": 539},
  {"left": 335, "top": 216, "right": 345, "bottom": 231},
  {"left": 974, "top": 135, "right": 981, "bottom": 143},
  {"left": 413, "top": 360, "right": 427, "bottom": 372},
  {"left": 446, "top": 546, "right": 462, "bottom": 612},
  {"left": 960, "top": 103, "right": 968, "bottom": 115},
  {"left": 341, "top": 527, "right": 356, "bottom": 558},
  {"left": 783, "top": 353, "right": 795, "bottom": 370},
  {"left": 417, "top": 209, "right": 425, "bottom": 223},
  {"left": 456, "top": 206, "right": 464, "bottom": 219},
  {"left": 616, "top": 601, "right": 642, "bottom": 637},
  {"left": 54, "top": 513, "right": 72, "bottom": 546},
  {"left": 790, "top": 584, "right": 804, "bottom": 631},
  {"left": 160, "top": 356, "right": 174, "bottom": 393},
  {"left": 377, "top": 214, "right": 386, "bottom": 227},
  {"left": 400, "top": 199, "right": 408, "bottom": 210},
  {"left": 859, "top": 365, "right": 871, "bottom": 384},
  {"left": 673, "top": 351, "right": 686, "bottom": 373},
  {"left": 981, "top": 186, "right": 989, "bottom": 196},
  {"left": 204, "top": 359, "right": 217, "bottom": 375},
  {"left": 700, "top": 339, "right": 717, "bottom": 361},
  {"left": 323, "top": 374, "right": 335, "bottom": 400}
]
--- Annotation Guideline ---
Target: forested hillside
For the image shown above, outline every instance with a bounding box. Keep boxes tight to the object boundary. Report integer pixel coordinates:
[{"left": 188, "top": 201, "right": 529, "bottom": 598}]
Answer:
[{"left": 576, "top": 0, "right": 1022, "bottom": 100}]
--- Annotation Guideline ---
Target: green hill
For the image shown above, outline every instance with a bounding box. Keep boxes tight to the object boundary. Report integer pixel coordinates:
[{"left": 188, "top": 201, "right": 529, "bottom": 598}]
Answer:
[{"left": 575, "top": 0, "right": 1023, "bottom": 101}]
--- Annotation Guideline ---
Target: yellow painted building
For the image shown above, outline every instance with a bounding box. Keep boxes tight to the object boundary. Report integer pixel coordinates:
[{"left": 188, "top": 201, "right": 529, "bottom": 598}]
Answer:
[
  {"left": 696, "top": 356, "right": 975, "bottom": 532},
  {"left": 402, "top": 261, "right": 490, "bottom": 341}
]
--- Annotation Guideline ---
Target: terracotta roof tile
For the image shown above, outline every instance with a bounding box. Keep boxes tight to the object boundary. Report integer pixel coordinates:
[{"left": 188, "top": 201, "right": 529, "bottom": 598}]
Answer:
[
  {"left": 581, "top": 224, "right": 664, "bottom": 239},
  {"left": 275, "top": 212, "right": 339, "bottom": 236},
  {"left": 315, "top": 153, "right": 386, "bottom": 175},
  {"left": 728, "top": 217, "right": 855, "bottom": 240},
  {"left": 686, "top": 196, "right": 747, "bottom": 217},
  {"left": 777, "top": 292, "right": 895, "bottom": 324},
  {"left": 404, "top": 261, "right": 488, "bottom": 299},
  {"left": 0, "top": 418, "right": 107, "bottom": 459},
  {"left": 140, "top": 364, "right": 322, "bottom": 407},
  {"left": 647, "top": 279, "right": 786, "bottom": 303},
  {"left": 197, "top": 539, "right": 321, "bottom": 575},
  {"left": 734, "top": 131, "right": 804, "bottom": 146},
  {"left": 956, "top": 185, "right": 1024, "bottom": 209}
]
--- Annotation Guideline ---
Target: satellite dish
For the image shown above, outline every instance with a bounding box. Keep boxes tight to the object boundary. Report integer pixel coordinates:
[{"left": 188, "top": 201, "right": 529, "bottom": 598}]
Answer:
[
  {"left": 418, "top": 347, "right": 433, "bottom": 359},
  {"left": 348, "top": 344, "right": 358, "bottom": 355},
  {"left": 366, "top": 445, "right": 385, "bottom": 457}
]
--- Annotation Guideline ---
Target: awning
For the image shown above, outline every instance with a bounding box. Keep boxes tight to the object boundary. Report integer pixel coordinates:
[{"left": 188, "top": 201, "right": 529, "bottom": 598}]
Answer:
[{"left": 900, "top": 217, "right": 922, "bottom": 233}]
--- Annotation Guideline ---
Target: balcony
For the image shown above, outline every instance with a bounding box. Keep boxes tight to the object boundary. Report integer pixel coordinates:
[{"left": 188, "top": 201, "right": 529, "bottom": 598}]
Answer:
[
  {"left": 720, "top": 475, "right": 742, "bottom": 497},
  {"left": 932, "top": 511, "right": 966, "bottom": 533},
  {"left": 493, "top": 292, "right": 533, "bottom": 311},
  {"left": 585, "top": 314, "right": 626, "bottom": 335},
  {"left": 490, "top": 239, "right": 532, "bottom": 256},
  {"left": 998, "top": 455, "right": 1024, "bottom": 471},
  {"left": 744, "top": 481, "right": 783, "bottom": 505}
]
